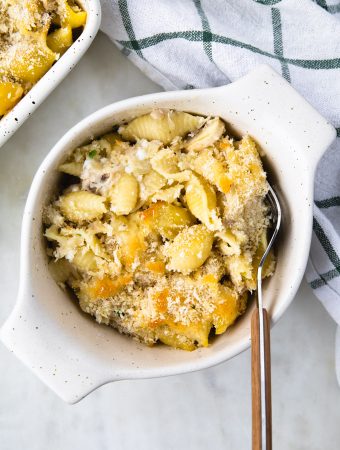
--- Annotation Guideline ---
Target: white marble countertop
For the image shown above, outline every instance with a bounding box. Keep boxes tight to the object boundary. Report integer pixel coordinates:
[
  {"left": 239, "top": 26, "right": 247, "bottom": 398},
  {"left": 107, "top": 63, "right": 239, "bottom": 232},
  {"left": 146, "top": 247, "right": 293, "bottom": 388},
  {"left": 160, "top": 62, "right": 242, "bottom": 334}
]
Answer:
[{"left": 1, "top": 33, "right": 340, "bottom": 450}]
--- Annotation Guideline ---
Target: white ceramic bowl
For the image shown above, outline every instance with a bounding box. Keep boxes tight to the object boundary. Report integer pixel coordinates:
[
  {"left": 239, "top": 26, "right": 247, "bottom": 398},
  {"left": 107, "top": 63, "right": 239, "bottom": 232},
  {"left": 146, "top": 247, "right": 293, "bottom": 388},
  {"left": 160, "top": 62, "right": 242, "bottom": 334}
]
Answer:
[
  {"left": 0, "top": 0, "right": 101, "bottom": 148},
  {"left": 0, "top": 65, "right": 336, "bottom": 403}
]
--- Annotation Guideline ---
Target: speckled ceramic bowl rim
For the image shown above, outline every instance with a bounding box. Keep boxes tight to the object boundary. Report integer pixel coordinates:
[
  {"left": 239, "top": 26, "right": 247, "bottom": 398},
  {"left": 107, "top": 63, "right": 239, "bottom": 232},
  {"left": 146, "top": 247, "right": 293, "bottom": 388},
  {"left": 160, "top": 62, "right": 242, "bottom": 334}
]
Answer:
[{"left": 0, "top": 0, "right": 101, "bottom": 148}]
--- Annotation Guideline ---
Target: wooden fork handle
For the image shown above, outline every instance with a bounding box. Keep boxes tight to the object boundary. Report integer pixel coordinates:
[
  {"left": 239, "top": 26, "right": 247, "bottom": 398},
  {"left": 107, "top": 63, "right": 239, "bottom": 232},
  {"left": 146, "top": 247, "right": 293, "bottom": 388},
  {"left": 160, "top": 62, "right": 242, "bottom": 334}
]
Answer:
[{"left": 251, "top": 307, "right": 272, "bottom": 450}]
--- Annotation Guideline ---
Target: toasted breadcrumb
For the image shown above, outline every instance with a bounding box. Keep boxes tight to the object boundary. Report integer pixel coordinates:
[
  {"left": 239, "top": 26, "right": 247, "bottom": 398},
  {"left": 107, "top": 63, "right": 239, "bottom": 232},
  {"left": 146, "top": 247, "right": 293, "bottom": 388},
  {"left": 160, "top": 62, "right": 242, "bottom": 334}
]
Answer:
[{"left": 44, "top": 111, "right": 275, "bottom": 351}]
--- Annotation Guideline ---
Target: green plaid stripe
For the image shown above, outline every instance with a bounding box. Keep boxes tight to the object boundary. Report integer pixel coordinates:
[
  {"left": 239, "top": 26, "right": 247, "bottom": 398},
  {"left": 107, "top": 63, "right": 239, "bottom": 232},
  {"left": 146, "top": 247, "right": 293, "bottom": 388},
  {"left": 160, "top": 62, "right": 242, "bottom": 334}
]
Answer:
[
  {"left": 311, "top": 217, "right": 340, "bottom": 289},
  {"left": 193, "top": 0, "right": 213, "bottom": 62},
  {"left": 328, "top": 4, "right": 340, "bottom": 13},
  {"left": 271, "top": 8, "right": 291, "bottom": 81},
  {"left": 315, "top": 0, "right": 340, "bottom": 13},
  {"left": 312, "top": 193, "right": 340, "bottom": 289},
  {"left": 315, "top": 0, "right": 329, "bottom": 9},
  {"left": 311, "top": 268, "right": 340, "bottom": 288},
  {"left": 311, "top": 277, "right": 326, "bottom": 289},
  {"left": 118, "top": 0, "right": 143, "bottom": 58},
  {"left": 313, "top": 217, "right": 340, "bottom": 268},
  {"left": 255, "top": 0, "right": 282, "bottom": 4},
  {"left": 315, "top": 197, "right": 340, "bottom": 208},
  {"left": 193, "top": 0, "right": 228, "bottom": 83},
  {"left": 118, "top": 32, "right": 340, "bottom": 70}
]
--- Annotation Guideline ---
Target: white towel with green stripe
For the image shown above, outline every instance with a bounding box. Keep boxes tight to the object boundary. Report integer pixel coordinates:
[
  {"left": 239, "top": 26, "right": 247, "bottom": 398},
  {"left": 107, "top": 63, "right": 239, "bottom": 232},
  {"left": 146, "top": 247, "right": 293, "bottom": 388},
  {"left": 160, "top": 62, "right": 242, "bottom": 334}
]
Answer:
[{"left": 100, "top": 0, "right": 340, "bottom": 382}]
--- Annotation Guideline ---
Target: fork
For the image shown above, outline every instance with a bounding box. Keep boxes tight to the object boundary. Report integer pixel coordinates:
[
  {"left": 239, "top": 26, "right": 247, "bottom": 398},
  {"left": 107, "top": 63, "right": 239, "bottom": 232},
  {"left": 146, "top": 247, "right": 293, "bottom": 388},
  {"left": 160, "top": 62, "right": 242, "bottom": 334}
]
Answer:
[{"left": 251, "top": 185, "right": 281, "bottom": 450}]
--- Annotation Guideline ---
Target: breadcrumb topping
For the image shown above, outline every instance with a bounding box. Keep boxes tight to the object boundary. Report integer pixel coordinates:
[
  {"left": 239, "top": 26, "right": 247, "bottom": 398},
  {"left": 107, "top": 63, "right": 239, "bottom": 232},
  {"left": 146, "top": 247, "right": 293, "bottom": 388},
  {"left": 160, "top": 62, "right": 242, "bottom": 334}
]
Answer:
[{"left": 43, "top": 111, "right": 275, "bottom": 351}]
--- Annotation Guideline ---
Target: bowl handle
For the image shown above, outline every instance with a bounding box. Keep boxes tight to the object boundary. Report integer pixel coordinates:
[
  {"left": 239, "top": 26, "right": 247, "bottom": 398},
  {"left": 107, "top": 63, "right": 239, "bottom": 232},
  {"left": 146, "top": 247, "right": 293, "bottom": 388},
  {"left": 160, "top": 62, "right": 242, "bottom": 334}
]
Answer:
[
  {"left": 205, "top": 65, "right": 336, "bottom": 171},
  {"left": 0, "top": 301, "right": 118, "bottom": 404}
]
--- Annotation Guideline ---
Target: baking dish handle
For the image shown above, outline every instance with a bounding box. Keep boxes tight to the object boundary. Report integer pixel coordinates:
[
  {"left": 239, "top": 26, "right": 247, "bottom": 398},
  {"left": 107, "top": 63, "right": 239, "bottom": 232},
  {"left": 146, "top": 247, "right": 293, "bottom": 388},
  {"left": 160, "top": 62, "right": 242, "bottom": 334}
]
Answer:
[
  {"left": 0, "top": 298, "right": 119, "bottom": 404},
  {"left": 206, "top": 65, "right": 336, "bottom": 171}
]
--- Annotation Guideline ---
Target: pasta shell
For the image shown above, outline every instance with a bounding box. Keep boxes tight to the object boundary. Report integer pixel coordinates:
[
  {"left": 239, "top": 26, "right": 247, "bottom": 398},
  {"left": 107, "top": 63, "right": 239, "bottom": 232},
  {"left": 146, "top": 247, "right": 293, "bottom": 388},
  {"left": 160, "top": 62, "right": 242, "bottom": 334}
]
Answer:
[
  {"left": 139, "top": 202, "right": 195, "bottom": 239},
  {"left": 185, "top": 117, "right": 225, "bottom": 151},
  {"left": 151, "top": 148, "right": 179, "bottom": 177},
  {"left": 185, "top": 174, "right": 221, "bottom": 230},
  {"left": 246, "top": 230, "right": 276, "bottom": 290},
  {"left": 151, "top": 184, "right": 184, "bottom": 203},
  {"left": 141, "top": 170, "right": 167, "bottom": 200},
  {"left": 190, "top": 149, "right": 231, "bottom": 194},
  {"left": 120, "top": 111, "right": 204, "bottom": 145},
  {"left": 58, "top": 191, "right": 107, "bottom": 223},
  {"left": 59, "top": 162, "right": 83, "bottom": 177},
  {"left": 72, "top": 249, "right": 98, "bottom": 272},
  {"left": 84, "top": 275, "right": 133, "bottom": 301},
  {"left": 75, "top": 229, "right": 111, "bottom": 261},
  {"left": 117, "top": 226, "right": 147, "bottom": 270},
  {"left": 110, "top": 173, "right": 139, "bottom": 215},
  {"left": 224, "top": 253, "right": 253, "bottom": 290},
  {"left": 216, "top": 229, "right": 242, "bottom": 256},
  {"left": 167, "top": 224, "right": 214, "bottom": 273},
  {"left": 212, "top": 288, "right": 246, "bottom": 335},
  {"left": 44, "top": 225, "right": 84, "bottom": 260},
  {"left": 157, "top": 320, "right": 211, "bottom": 350}
]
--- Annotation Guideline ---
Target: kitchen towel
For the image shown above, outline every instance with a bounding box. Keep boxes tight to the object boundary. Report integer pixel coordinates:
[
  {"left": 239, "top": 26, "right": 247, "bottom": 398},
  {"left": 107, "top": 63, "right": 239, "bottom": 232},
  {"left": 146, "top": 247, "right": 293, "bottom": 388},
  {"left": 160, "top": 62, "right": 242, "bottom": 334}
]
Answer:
[{"left": 100, "top": 0, "right": 340, "bottom": 382}]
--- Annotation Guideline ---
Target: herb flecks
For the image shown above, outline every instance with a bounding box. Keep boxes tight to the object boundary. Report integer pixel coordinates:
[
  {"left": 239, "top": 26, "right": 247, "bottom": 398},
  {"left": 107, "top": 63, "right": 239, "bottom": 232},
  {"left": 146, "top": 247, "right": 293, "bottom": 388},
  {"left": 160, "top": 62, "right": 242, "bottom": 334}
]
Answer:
[{"left": 88, "top": 150, "right": 97, "bottom": 159}]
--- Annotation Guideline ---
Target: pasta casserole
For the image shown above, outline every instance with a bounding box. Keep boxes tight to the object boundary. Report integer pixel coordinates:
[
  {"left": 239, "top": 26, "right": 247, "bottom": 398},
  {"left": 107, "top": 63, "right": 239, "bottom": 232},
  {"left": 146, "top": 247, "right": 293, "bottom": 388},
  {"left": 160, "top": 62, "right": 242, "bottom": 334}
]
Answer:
[
  {"left": 0, "top": 0, "right": 86, "bottom": 117},
  {"left": 43, "top": 110, "right": 275, "bottom": 351}
]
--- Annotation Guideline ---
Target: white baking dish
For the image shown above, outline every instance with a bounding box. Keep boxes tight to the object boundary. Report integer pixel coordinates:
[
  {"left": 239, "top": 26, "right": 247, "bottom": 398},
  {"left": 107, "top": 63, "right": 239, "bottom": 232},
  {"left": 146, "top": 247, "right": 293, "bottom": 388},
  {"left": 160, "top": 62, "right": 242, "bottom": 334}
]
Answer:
[
  {"left": 0, "top": 65, "right": 336, "bottom": 403},
  {"left": 0, "top": 0, "right": 101, "bottom": 148}
]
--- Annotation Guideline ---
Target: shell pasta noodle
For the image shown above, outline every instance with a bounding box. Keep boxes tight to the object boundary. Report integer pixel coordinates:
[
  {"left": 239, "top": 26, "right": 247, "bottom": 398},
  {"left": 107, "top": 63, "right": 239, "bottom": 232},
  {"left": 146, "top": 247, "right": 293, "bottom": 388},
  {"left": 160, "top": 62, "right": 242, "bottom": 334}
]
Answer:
[
  {"left": 0, "top": 0, "right": 86, "bottom": 117},
  {"left": 43, "top": 109, "right": 276, "bottom": 351}
]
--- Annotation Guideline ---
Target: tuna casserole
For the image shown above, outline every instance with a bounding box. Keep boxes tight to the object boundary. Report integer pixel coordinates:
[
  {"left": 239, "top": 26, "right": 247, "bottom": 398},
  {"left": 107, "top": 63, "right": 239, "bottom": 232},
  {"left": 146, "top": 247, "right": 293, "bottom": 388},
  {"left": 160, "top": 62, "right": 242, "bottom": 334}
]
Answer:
[
  {"left": 43, "top": 110, "right": 275, "bottom": 351},
  {"left": 0, "top": 0, "right": 86, "bottom": 116}
]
